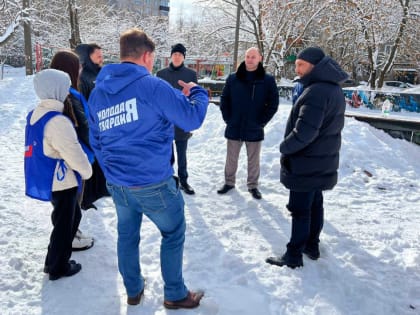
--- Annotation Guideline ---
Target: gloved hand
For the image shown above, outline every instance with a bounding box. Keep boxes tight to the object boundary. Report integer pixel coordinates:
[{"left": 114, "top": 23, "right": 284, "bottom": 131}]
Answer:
[{"left": 280, "top": 155, "right": 290, "bottom": 171}]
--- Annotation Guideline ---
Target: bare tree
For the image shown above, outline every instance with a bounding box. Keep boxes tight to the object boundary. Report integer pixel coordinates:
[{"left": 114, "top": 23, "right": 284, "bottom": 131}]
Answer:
[
  {"left": 2, "top": 0, "right": 418, "bottom": 83},
  {"left": 0, "top": 0, "right": 22, "bottom": 45},
  {"left": 23, "top": 0, "right": 169, "bottom": 64},
  {"left": 187, "top": 0, "right": 333, "bottom": 77},
  {"left": 68, "top": 0, "right": 81, "bottom": 48},
  {"left": 23, "top": 0, "right": 32, "bottom": 74},
  {"left": 340, "top": 0, "right": 412, "bottom": 88}
]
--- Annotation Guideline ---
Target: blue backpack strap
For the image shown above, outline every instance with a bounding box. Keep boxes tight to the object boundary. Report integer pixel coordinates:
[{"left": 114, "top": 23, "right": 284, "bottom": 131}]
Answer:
[
  {"left": 56, "top": 159, "right": 67, "bottom": 181},
  {"left": 80, "top": 141, "right": 95, "bottom": 164},
  {"left": 56, "top": 155, "right": 82, "bottom": 194},
  {"left": 70, "top": 87, "right": 90, "bottom": 117}
]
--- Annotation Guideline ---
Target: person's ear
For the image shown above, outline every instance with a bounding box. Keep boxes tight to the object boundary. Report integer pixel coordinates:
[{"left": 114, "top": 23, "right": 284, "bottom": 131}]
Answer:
[{"left": 142, "top": 52, "right": 149, "bottom": 63}]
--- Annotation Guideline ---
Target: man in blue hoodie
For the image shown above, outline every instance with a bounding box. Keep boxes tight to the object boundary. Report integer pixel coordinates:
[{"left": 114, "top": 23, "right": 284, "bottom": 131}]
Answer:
[
  {"left": 266, "top": 47, "right": 348, "bottom": 269},
  {"left": 88, "top": 28, "right": 208, "bottom": 309}
]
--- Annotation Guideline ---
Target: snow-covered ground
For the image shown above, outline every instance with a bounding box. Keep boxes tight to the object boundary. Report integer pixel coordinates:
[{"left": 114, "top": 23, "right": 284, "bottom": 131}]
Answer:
[{"left": 0, "top": 68, "right": 419, "bottom": 315}]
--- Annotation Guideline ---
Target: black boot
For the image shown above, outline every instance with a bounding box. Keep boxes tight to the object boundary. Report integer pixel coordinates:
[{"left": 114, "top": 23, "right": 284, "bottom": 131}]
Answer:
[
  {"left": 180, "top": 182, "right": 195, "bottom": 195},
  {"left": 248, "top": 188, "right": 262, "bottom": 199},
  {"left": 217, "top": 184, "right": 234, "bottom": 194},
  {"left": 44, "top": 259, "right": 76, "bottom": 274},
  {"left": 266, "top": 252, "right": 303, "bottom": 269},
  {"left": 49, "top": 261, "right": 82, "bottom": 280},
  {"left": 303, "top": 243, "right": 320, "bottom": 260}
]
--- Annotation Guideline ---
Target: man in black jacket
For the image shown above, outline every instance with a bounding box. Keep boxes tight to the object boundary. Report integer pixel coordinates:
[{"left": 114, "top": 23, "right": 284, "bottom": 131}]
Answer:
[
  {"left": 75, "top": 43, "right": 109, "bottom": 210},
  {"left": 266, "top": 47, "right": 348, "bottom": 268},
  {"left": 218, "top": 47, "right": 279, "bottom": 199},
  {"left": 156, "top": 43, "right": 198, "bottom": 195},
  {"left": 76, "top": 43, "right": 103, "bottom": 101}
]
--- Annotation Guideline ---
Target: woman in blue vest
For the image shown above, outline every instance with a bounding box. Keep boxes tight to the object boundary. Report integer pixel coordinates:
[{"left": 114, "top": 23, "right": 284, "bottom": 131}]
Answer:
[
  {"left": 25, "top": 69, "right": 92, "bottom": 280},
  {"left": 50, "top": 50, "right": 95, "bottom": 251}
]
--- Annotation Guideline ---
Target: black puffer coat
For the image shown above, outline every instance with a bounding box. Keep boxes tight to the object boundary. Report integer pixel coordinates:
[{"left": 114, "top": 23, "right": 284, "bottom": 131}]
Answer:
[
  {"left": 220, "top": 62, "right": 279, "bottom": 141},
  {"left": 280, "top": 56, "right": 348, "bottom": 192},
  {"left": 76, "top": 45, "right": 101, "bottom": 101},
  {"left": 74, "top": 44, "right": 109, "bottom": 207},
  {"left": 68, "top": 92, "right": 90, "bottom": 147},
  {"left": 156, "top": 63, "right": 198, "bottom": 141}
]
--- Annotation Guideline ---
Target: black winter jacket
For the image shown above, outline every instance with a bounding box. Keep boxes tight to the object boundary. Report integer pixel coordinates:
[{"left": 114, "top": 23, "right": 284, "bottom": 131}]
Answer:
[
  {"left": 220, "top": 62, "right": 279, "bottom": 141},
  {"left": 280, "top": 56, "right": 348, "bottom": 192},
  {"left": 77, "top": 45, "right": 101, "bottom": 101},
  {"left": 69, "top": 93, "right": 90, "bottom": 147},
  {"left": 156, "top": 63, "right": 198, "bottom": 141}
]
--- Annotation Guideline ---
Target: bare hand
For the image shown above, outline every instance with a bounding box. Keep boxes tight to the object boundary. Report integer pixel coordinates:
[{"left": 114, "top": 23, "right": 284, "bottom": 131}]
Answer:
[{"left": 178, "top": 80, "right": 197, "bottom": 96}]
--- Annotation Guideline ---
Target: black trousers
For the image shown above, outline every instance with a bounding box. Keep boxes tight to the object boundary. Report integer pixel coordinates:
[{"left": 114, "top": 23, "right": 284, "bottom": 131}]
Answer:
[
  {"left": 286, "top": 190, "right": 324, "bottom": 255},
  {"left": 45, "top": 187, "right": 81, "bottom": 276},
  {"left": 175, "top": 139, "right": 189, "bottom": 184}
]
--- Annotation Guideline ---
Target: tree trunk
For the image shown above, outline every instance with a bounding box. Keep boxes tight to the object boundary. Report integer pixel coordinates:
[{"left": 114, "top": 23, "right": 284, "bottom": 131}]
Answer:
[
  {"left": 233, "top": 0, "right": 241, "bottom": 71},
  {"left": 377, "top": 0, "right": 410, "bottom": 88},
  {"left": 23, "top": 0, "right": 33, "bottom": 75},
  {"left": 69, "top": 0, "right": 82, "bottom": 49}
]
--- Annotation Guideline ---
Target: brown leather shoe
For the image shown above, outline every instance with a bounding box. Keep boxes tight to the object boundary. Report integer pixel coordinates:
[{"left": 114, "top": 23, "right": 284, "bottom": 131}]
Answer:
[
  {"left": 127, "top": 289, "right": 144, "bottom": 306},
  {"left": 163, "top": 290, "right": 204, "bottom": 309}
]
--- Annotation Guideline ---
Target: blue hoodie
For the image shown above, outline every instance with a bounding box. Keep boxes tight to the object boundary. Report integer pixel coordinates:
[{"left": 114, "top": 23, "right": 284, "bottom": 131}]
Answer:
[{"left": 88, "top": 62, "right": 209, "bottom": 186}]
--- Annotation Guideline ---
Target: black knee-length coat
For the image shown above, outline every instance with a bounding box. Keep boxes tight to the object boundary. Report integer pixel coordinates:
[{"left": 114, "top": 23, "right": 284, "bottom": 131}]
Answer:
[{"left": 280, "top": 56, "right": 348, "bottom": 192}]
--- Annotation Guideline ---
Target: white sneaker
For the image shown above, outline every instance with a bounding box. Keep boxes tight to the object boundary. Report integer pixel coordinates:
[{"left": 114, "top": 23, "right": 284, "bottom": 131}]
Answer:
[
  {"left": 76, "top": 229, "right": 93, "bottom": 240},
  {"left": 72, "top": 235, "right": 94, "bottom": 251}
]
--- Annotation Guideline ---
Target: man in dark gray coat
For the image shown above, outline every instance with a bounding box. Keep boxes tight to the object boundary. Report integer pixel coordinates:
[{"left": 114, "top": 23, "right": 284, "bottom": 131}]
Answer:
[
  {"left": 157, "top": 44, "right": 198, "bottom": 195},
  {"left": 266, "top": 47, "right": 348, "bottom": 268}
]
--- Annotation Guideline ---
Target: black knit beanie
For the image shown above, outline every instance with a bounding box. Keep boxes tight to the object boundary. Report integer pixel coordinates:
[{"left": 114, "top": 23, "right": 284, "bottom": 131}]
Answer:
[
  {"left": 171, "top": 43, "right": 186, "bottom": 57},
  {"left": 297, "top": 47, "right": 325, "bottom": 65}
]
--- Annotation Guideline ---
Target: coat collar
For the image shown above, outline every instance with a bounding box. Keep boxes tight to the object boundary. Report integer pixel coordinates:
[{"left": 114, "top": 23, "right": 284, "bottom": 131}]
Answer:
[
  {"left": 236, "top": 61, "right": 266, "bottom": 81},
  {"left": 169, "top": 62, "right": 185, "bottom": 71}
]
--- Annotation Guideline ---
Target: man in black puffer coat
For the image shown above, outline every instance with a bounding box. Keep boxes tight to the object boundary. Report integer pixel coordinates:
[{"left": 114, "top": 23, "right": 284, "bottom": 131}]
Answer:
[
  {"left": 75, "top": 43, "right": 110, "bottom": 210},
  {"left": 156, "top": 43, "right": 198, "bottom": 195},
  {"left": 76, "top": 43, "right": 103, "bottom": 101},
  {"left": 218, "top": 47, "right": 279, "bottom": 199},
  {"left": 266, "top": 47, "right": 348, "bottom": 268}
]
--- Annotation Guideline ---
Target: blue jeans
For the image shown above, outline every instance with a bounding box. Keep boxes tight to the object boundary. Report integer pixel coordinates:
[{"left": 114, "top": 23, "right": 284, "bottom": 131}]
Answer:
[{"left": 106, "top": 177, "right": 188, "bottom": 301}]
